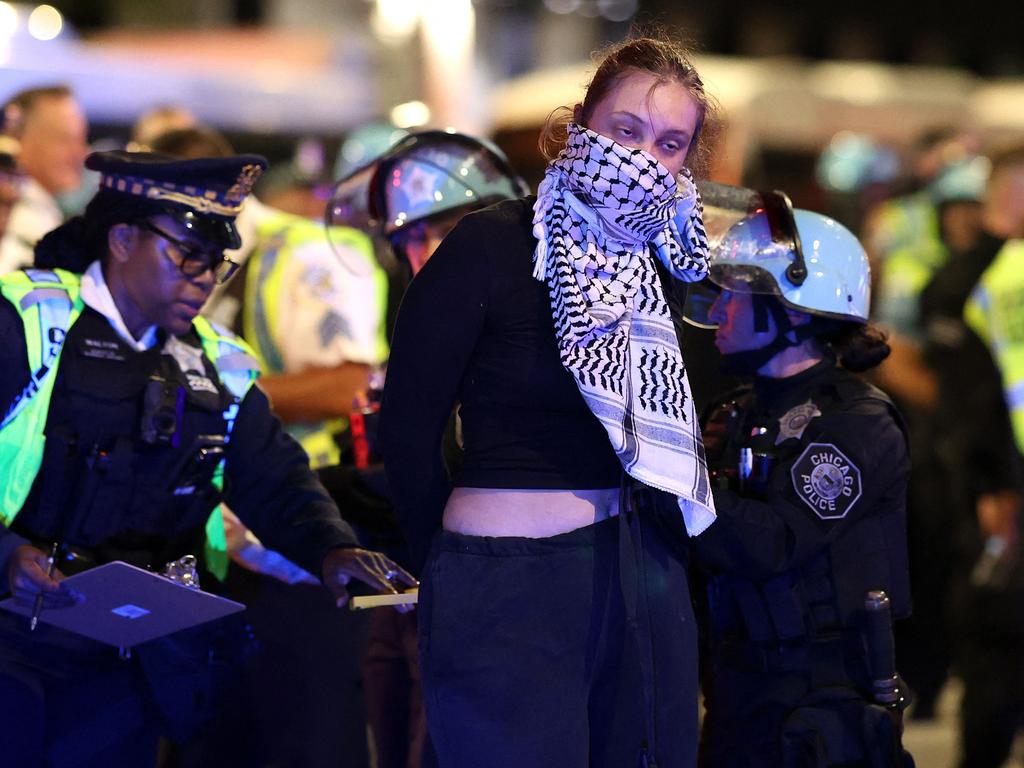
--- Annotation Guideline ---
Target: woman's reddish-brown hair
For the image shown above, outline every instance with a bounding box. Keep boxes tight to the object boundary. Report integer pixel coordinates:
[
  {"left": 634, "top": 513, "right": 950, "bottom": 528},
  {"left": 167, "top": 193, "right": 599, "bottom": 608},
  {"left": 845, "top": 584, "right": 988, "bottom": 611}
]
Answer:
[{"left": 539, "top": 35, "right": 720, "bottom": 177}]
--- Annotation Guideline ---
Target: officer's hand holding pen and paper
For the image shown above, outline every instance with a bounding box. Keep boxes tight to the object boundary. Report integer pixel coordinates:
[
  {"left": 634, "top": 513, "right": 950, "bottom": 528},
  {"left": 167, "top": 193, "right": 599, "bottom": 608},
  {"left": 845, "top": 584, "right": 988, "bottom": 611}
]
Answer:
[
  {"left": 321, "top": 546, "right": 418, "bottom": 613},
  {"left": 7, "top": 544, "right": 81, "bottom": 627},
  {"left": 9, "top": 542, "right": 416, "bottom": 628}
]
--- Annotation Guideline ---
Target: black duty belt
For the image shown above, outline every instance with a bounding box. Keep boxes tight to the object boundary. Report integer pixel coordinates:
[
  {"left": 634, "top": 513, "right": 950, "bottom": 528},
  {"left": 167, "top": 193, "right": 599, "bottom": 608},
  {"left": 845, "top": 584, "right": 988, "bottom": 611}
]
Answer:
[{"left": 716, "top": 633, "right": 865, "bottom": 687}]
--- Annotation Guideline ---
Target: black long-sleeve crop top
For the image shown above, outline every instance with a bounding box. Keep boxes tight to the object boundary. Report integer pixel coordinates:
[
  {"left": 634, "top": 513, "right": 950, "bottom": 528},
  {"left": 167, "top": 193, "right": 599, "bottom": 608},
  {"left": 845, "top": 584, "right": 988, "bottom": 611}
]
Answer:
[{"left": 379, "top": 197, "right": 623, "bottom": 564}]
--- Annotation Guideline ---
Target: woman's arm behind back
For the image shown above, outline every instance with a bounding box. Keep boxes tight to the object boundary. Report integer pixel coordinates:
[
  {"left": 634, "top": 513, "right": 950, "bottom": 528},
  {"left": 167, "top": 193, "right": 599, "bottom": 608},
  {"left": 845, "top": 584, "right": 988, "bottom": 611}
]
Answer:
[{"left": 379, "top": 214, "right": 491, "bottom": 573}]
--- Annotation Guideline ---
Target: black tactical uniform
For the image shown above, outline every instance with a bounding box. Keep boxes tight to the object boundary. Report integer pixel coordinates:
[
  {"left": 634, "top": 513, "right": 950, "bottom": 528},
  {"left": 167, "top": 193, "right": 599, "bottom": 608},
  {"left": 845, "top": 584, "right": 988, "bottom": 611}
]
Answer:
[{"left": 693, "top": 359, "right": 912, "bottom": 768}]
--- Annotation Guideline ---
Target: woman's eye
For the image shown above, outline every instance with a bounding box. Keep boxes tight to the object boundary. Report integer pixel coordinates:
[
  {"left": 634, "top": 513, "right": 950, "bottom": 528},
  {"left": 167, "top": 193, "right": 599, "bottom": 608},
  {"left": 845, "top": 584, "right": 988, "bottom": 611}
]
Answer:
[{"left": 617, "top": 127, "right": 634, "bottom": 137}]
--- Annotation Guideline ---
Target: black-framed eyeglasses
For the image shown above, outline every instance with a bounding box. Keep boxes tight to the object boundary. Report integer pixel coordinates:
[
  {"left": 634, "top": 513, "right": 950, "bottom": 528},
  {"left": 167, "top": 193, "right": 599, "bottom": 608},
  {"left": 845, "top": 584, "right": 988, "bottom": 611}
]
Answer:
[{"left": 138, "top": 222, "right": 240, "bottom": 285}]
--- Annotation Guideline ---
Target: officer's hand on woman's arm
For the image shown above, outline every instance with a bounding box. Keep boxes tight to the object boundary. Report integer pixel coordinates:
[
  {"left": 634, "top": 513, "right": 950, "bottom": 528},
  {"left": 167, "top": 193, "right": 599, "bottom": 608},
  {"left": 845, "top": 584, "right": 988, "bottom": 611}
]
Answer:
[
  {"left": 6, "top": 544, "right": 78, "bottom": 608},
  {"left": 321, "top": 546, "right": 417, "bottom": 612}
]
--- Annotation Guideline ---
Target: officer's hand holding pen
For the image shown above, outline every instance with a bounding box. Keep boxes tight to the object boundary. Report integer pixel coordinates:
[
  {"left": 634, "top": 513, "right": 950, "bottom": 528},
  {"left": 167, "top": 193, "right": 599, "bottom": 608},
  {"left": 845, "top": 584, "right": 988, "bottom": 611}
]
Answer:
[
  {"left": 28, "top": 542, "right": 59, "bottom": 630},
  {"left": 321, "top": 546, "right": 418, "bottom": 614},
  {"left": 7, "top": 544, "right": 79, "bottom": 621}
]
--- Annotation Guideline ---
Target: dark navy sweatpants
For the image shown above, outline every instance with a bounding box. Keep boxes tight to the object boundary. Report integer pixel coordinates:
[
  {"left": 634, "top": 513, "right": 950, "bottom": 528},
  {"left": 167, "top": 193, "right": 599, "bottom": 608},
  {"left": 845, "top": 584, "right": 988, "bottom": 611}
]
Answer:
[{"left": 417, "top": 510, "right": 698, "bottom": 768}]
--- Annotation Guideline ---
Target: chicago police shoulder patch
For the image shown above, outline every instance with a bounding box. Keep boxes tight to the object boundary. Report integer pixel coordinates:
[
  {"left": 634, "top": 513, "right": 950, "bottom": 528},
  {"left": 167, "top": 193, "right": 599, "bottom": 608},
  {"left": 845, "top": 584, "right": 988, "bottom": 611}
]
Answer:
[{"left": 790, "top": 442, "right": 862, "bottom": 519}]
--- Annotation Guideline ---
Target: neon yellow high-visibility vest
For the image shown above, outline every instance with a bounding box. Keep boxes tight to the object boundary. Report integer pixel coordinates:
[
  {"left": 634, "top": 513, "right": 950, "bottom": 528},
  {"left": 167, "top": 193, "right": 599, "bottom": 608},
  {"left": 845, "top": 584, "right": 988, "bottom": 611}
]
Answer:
[
  {"left": 964, "top": 240, "right": 1024, "bottom": 453},
  {"left": 0, "top": 269, "right": 260, "bottom": 579},
  {"left": 0, "top": 268, "right": 84, "bottom": 525},
  {"left": 243, "top": 211, "right": 387, "bottom": 469},
  {"left": 874, "top": 232, "right": 948, "bottom": 339},
  {"left": 871, "top": 191, "right": 939, "bottom": 263},
  {"left": 872, "top": 193, "right": 946, "bottom": 338}
]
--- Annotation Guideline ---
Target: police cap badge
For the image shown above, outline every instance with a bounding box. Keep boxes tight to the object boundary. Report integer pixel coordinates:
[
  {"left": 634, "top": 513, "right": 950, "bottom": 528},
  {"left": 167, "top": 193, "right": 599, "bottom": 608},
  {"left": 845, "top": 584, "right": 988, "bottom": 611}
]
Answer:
[{"left": 85, "top": 150, "right": 268, "bottom": 249}]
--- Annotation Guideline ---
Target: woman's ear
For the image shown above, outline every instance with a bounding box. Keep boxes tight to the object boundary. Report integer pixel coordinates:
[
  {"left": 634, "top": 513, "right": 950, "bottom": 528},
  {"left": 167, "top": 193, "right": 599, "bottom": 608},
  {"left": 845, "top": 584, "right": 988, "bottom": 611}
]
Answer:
[
  {"left": 572, "top": 103, "right": 583, "bottom": 125},
  {"left": 107, "top": 223, "right": 137, "bottom": 265}
]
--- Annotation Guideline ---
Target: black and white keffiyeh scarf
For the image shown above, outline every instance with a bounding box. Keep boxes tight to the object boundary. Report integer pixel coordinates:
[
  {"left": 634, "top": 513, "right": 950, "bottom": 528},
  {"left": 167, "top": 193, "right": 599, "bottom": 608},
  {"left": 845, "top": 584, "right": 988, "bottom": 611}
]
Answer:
[{"left": 531, "top": 122, "right": 716, "bottom": 536}]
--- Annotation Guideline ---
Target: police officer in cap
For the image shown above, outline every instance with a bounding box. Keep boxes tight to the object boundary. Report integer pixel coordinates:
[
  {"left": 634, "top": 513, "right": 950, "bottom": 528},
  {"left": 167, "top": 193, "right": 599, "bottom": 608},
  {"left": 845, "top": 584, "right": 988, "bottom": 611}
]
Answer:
[
  {"left": 0, "top": 150, "right": 415, "bottom": 767},
  {"left": 688, "top": 187, "right": 914, "bottom": 767}
]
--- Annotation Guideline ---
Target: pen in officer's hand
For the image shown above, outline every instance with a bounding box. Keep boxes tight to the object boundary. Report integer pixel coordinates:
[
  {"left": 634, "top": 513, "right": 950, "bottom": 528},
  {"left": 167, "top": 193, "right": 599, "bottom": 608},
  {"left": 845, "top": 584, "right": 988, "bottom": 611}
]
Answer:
[{"left": 29, "top": 542, "right": 60, "bottom": 632}]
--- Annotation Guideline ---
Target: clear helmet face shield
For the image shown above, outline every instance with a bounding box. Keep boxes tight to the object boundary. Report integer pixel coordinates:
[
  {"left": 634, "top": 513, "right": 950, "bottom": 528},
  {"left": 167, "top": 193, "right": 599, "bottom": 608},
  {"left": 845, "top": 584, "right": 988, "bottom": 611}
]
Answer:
[
  {"left": 323, "top": 162, "right": 393, "bottom": 274},
  {"left": 683, "top": 182, "right": 870, "bottom": 328},
  {"left": 683, "top": 183, "right": 806, "bottom": 328}
]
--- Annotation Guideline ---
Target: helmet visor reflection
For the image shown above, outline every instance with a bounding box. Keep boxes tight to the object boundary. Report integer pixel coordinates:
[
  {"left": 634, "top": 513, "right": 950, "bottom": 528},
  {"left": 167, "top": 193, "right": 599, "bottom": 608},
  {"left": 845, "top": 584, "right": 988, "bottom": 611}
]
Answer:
[{"left": 709, "top": 263, "right": 785, "bottom": 294}]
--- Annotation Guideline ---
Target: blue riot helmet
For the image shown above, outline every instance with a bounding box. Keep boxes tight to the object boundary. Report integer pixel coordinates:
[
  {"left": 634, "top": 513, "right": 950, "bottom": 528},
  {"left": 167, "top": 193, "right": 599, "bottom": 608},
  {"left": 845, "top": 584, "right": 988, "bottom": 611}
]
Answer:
[
  {"left": 712, "top": 208, "right": 870, "bottom": 323},
  {"left": 927, "top": 155, "right": 989, "bottom": 205},
  {"left": 324, "top": 123, "right": 408, "bottom": 267},
  {"left": 686, "top": 182, "right": 870, "bottom": 328},
  {"left": 334, "top": 122, "right": 409, "bottom": 181},
  {"left": 326, "top": 130, "right": 528, "bottom": 269},
  {"left": 816, "top": 132, "right": 900, "bottom": 194},
  {"left": 371, "top": 130, "right": 529, "bottom": 237}
]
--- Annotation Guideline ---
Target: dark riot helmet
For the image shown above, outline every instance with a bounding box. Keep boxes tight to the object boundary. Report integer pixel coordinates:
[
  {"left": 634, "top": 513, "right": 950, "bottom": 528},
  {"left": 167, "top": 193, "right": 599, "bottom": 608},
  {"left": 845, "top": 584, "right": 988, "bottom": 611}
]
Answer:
[{"left": 325, "top": 129, "right": 529, "bottom": 257}]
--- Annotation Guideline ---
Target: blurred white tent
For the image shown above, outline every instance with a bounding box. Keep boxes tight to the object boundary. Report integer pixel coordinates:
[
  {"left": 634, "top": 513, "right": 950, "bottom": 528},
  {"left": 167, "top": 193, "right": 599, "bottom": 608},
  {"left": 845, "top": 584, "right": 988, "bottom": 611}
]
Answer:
[
  {"left": 0, "top": 4, "right": 376, "bottom": 133},
  {"left": 490, "top": 54, "right": 1022, "bottom": 183},
  {"left": 1, "top": 0, "right": 1022, "bottom": 153}
]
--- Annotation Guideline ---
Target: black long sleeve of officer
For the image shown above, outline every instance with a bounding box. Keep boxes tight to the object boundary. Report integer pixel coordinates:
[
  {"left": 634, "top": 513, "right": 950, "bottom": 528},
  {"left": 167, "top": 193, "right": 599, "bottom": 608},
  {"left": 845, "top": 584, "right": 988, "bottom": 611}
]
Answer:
[
  {"left": 694, "top": 364, "right": 910, "bottom": 586},
  {"left": 224, "top": 384, "right": 358, "bottom": 577},
  {"left": 0, "top": 298, "right": 358, "bottom": 581}
]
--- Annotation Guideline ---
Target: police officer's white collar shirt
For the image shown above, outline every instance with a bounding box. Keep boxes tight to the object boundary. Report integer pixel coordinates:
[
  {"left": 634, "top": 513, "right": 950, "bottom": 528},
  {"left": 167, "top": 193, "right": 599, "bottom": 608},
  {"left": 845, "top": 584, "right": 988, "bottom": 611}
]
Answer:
[{"left": 81, "top": 259, "right": 159, "bottom": 351}]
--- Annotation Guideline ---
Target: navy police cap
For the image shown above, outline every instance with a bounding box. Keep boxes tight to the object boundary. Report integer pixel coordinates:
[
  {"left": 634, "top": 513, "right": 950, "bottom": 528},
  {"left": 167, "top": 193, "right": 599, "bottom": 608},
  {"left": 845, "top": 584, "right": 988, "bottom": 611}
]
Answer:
[{"left": 85, "top": 150, "right": 268, "bottom": 221}]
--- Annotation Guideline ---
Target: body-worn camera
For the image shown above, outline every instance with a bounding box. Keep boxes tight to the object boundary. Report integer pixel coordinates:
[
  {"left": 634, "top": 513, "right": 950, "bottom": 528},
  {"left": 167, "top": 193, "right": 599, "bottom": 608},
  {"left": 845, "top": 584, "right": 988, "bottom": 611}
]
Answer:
[{"left": 141, "top": 373, "right": 183, "bottom": 445}]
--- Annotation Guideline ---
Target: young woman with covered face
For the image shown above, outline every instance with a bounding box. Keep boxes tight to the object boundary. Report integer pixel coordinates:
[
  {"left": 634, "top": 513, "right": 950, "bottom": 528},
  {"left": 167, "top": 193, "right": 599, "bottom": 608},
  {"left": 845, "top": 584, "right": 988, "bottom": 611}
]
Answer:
[{"left": 380, "top": 36, "right": 720, "bottom": 768}]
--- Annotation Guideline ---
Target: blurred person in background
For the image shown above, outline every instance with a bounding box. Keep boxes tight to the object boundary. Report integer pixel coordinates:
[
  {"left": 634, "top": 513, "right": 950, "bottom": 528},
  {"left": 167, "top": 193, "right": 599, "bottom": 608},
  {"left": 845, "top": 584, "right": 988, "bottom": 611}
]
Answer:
[
  {"left": 871, "top": 155, "right": 990, "bottom": 719},
  {"left": 325, "top": 129, "right": 529, "bottom": 768},
  {"left": 127, "top": 104, "right": 197, "bottom": 153},
  {"left": 922, "top": 142, "right": 1024, "bottom": 768},
  {"left": 814, "top": 131, "right": 902, "bottom": 238},
  {"left": 0, "top": 133, "right": 24, "bottom": 239},
  {"left": 381, "top": 36, "right": 718, "bottom": 767},
  {"left": 148, "top": 124, "right": 391, "bottom": 768},
  {"left": 861, "top": 125, "right": 978, "bottom": 284},
  {"left": 0, "top": 85, "right": 89, "bottom": 274},
  {"left": 689, "top": 192, "right": 913, "bottom": 767}
]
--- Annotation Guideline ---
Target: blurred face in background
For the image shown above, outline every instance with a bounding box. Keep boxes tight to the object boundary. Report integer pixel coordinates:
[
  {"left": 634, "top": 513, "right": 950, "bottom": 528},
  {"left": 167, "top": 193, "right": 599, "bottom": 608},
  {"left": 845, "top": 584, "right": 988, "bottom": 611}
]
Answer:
[
  {"left": 0, "top": 167, "right": 22, "bottom": 237},
  {"left": 18, "top": 94, "right": 88, "bottom": 196},
  {"left": 939, "top": 200, "right": 983, "bottom": 253},
  {"left": 988, "top": 160, "right": 1024, "bottom": 238}
]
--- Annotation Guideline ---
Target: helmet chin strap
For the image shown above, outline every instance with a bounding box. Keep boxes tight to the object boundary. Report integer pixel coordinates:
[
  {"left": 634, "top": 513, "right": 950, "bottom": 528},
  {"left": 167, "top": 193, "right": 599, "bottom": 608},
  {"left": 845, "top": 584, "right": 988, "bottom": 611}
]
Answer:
[{"left": 719, "top": 295, "right": 818, "bottom": 376}]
